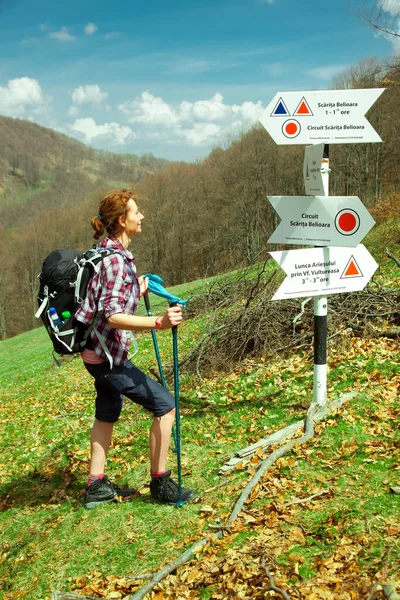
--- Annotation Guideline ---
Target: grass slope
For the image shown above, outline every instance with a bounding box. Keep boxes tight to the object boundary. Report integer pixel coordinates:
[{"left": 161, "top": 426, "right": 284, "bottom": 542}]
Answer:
[{"left": 0, "top": 250, "right": 399, "bottom": 599}]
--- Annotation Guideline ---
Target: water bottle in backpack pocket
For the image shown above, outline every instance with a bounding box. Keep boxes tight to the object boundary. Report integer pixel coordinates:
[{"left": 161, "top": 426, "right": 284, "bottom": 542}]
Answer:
[{"left": 44, "top": 305, "right": 89, "bottom": 357}]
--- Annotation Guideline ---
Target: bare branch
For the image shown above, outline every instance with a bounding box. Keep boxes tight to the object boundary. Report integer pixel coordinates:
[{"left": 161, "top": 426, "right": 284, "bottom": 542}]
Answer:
[
  {"left": 280, "top": 489, "right": 330, "bottom": 508},
  {"left": 386, "top": 247, "right": 400, "bottom": 268},
  {"left": 260, "top": 556, "right": 291, "bottom": 600},
  {"left": 357, "top": 2, "right": 400, "bottom": 39}
]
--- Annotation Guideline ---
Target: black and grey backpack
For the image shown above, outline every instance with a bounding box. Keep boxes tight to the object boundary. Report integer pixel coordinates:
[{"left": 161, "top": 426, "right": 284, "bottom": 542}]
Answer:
[{"left": 35, "top": 247, "right": 119, "bottom": 365}]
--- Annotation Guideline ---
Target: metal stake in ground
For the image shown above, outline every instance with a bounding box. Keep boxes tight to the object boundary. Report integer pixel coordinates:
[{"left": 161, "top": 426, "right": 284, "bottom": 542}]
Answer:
[{"left": 171, "top": 302, "right": 184, "bottom": 507}]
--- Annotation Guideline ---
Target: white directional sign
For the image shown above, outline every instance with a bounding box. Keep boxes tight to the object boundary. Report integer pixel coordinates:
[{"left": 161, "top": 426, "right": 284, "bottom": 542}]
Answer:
[
  {"left": 303, "top": 143, "right": 329, "bottom": 196},
  {"left": 259, "top": 89, "right": 384, "bottom": 145},
  {"left": 270, "top": 244, "right": 378, "bottom": 300},
  {"left": 267, "top": 195, "right": 375, "bottom": 247}
]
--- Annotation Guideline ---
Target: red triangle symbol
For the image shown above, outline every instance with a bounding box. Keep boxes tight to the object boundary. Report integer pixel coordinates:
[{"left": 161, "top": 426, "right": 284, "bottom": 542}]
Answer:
[
  {"left": 297, "top": 101, "right": 310, "bottom": 114},
  {"left": 294, "top": 97, "right": 313, "bottom": 116},
  {"left": 341, "top": 255, "right": 364, "bottom": 279},
  {"left": 345, "top": 260, "right": 360, "bottom": 276}
]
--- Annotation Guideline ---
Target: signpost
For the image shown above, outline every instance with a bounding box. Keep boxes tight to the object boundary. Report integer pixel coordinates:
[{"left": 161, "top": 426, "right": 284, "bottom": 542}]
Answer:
[
  {"left": 259, "top": 88, "right": 384, "bottom": 406},
  {"left": 269, "top": 244, "right": 378, "bottom": 301},
  {"left": 267, "top": 195, "right": 375, "bottom": 247},
  {"left": 259, "top": 89, "right": 384, "bottom": 145}
]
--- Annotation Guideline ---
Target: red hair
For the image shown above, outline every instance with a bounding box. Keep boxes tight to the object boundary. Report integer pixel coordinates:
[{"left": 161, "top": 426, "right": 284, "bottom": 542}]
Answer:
[{"left": 91, "top": 189, "right": 138, "bottom": 240}]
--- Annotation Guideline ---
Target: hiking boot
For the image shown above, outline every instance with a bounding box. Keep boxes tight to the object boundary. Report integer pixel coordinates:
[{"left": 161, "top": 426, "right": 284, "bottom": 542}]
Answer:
[
  {"left": 84, "top": 475, "right": 136, "bottom": 509},
  {"left": 150, "top": 471, "right": 196, "bottom": 505}
]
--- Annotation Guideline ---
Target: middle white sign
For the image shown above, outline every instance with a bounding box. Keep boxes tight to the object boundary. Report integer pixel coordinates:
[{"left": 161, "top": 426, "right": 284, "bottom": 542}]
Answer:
[{"left": 267, "top": 195, "right": 375, "bottom": 247}]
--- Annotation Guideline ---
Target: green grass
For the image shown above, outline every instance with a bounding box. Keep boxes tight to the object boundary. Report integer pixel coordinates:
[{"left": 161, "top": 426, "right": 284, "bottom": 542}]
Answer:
[{"left": 0, "top": 257, "right": 399, "bottom": 599}]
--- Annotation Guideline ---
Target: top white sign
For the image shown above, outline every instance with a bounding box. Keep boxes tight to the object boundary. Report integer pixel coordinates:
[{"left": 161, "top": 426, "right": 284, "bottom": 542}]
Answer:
[{"left": 259, "top": 89, "right": 385, "bottom": 145}]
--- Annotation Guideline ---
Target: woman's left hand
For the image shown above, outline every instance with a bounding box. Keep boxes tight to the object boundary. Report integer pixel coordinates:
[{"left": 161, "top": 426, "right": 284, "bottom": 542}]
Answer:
[{"left": 138, "top": 276, "right": 149, "bottom": 297}]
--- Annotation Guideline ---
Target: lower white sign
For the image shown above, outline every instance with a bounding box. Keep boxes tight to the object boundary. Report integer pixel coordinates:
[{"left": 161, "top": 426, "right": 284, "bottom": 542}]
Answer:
[{"left": 270, "top": 244, "right": 378, "bottom": 300}]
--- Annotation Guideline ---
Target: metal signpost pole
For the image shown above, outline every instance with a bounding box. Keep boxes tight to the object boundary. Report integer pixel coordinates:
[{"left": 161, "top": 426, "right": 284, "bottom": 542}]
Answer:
[{"left": 313, "top": 145, "right": 329, "bottom": 405}]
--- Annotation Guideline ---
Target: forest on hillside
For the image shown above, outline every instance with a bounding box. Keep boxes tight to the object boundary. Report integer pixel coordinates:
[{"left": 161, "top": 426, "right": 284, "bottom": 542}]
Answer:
[{"left": 0, "top": 57, "right": 399, "bottom": 340}]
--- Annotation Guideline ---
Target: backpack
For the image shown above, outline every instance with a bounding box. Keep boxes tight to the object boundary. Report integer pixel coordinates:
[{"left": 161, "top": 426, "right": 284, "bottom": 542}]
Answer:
[{"left": 35, "top": 247, "right": 119, "bottom": 365}]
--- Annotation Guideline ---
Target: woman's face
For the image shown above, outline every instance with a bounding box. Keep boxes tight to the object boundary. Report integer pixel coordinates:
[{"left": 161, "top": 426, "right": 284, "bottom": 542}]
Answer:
[{"left": 121, "top": 198, "right": 144, "bottom": 237}]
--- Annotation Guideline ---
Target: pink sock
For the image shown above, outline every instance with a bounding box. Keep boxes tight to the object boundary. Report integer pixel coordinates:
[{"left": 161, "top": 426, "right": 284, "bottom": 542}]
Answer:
[
  {"left": 151, "top": 470, "right": 167, "bottom": 478},
  {"left": 88, "top": 473, "right": 105, "bottom": 487}
]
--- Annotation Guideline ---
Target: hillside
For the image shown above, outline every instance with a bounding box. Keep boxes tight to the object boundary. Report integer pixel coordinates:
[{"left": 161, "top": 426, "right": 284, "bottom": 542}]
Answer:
[
  {"left": 0, "top": 115, "right": 169, "bottom": 205},
  {"left": 0, "top": 116, "right": 172, "bottom": 339}
]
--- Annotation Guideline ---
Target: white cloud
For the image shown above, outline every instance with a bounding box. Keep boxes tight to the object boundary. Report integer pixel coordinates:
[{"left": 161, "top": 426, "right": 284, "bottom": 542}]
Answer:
[
  {"left": 68, "top": 84, "right": 110, "bottom": 116},
  {"left": 119, "top": 91, "right": 178, "bottom": 126},
  {"left": 0, "top": 77, "right": 50, "bottom": 118},
  {"left": 118, "top": 91, "right": 265, "bottom": 147},
  {"left": 179, "top": 93, "right": 232, "bottom": 122},
  {"left": 104, "top": 32, "right": 121, "bottom": 40},
  {"left": 376, "top": 0, "right": 400, "bottom": 50},
  {"left": 68, "top": 105, "right": 80, "bottom": 117},
  {"left": 84, "top": 22, "right": 98, "bottom": 35},
  {"left": 309, "top": 64, "right": 351, "bottom": 79},
  {"left": 378, "top": 0, "right": 400, "bottom": 16},
  {"left": 49, "top": 27, "right": 75, "bottom": 42},
  {"left": 71, "top": 84, "right": 109, "bottom": 106},
  {"left": 181, "top": 123, "right": 221, "bottom": 145},
  {"left": 71, "top": 117, "right": 135, "bottom": 145}
]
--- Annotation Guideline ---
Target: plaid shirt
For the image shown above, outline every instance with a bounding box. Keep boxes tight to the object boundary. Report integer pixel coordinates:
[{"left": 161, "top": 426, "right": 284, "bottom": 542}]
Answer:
[{"left": 75, "top": 238, "right": 140, "bottom": 366}]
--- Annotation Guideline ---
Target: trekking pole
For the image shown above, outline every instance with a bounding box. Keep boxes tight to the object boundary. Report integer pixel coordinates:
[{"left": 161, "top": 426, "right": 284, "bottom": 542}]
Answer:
[
  {"left": 170, "top": 301, "right": 184, "bottom": 507},
  {"left": 143, "top": 291, "right": 177, "bottom": 452},
  {"left": 144, "top": 291, "right": 167, "bottom": 387}
]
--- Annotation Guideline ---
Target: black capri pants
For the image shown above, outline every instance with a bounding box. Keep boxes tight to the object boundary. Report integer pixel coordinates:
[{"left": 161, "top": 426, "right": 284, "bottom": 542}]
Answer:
[{"left": 84, "top": 359, "right": 175, "bottom": 422}]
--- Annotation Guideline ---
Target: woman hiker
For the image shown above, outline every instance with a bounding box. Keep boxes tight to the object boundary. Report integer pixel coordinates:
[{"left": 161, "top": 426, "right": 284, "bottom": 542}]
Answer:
[{"left": 75, "top": 188, "right": 196, "bottom": 509}]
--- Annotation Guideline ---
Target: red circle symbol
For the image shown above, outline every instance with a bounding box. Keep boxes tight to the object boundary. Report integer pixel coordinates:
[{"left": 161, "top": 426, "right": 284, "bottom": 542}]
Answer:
[
  {"left": 338, "top": 212, "right": 356, "bottom": 232},
  {"left": 335, "top": 209, "right": 360, "bottom": 236},
  {"left": 282, "top": 119, "right": 301, "bottom": 139}
]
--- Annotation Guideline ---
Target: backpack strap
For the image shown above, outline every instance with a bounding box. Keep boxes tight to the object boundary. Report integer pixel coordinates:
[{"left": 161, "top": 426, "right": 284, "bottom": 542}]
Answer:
[
  {"left": 74, "top": 248, "right": 121, "bottom": 306},
  {"left": 93, "top": 326, "right": 114, "bottom": 370},
  {"left": 52, "top": 327, "right": 77, "bottom": 352},
  {"left": 35, "top": 285, "right": 49, "bottom": 318}
]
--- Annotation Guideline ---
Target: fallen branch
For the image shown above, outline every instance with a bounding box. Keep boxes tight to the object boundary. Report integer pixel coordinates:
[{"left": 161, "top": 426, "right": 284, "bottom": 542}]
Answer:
[
  {"left": 125, "top": 574, "right": 156, "bottom": 582},
  {"left": 227, "top": 403, "right": 317, "bottom": 525},
  {"left": 365, "top": 323, "right": 400, "bottom": 338},
  {"left": 52, "top": 394, "right": 351, "bottom": 600},
  {"left": 129, "top": 533, "right": 223, "bottom": 600},
  {"left": 382, "top": 583, "right": 400, "bottom": 600},
  {"left": 220, "top": 392, "right": 355, "bottom": 474},
  {"left": 52, "top": 593, "right": 99, "bottom": 600},
  {"left": 386, "top": 248, "right": 400, "bottom": 268},
  {"left": 260, "top": 556, "right": 291, "bottom": 600},
  {"left": 280, "top": 489, "right": 330, "bottom": 508},
  {"left": 193, "top": 479, "right": 231, "bottom": 502},
  {"left": 123, "top": 401, "right": 319, "bottom": 599}
]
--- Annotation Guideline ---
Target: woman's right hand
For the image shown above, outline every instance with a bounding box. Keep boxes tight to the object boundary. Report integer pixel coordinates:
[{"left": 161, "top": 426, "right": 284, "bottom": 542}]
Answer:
[{"left": 159, "top": 305, "right": 183, "bottom": 329}]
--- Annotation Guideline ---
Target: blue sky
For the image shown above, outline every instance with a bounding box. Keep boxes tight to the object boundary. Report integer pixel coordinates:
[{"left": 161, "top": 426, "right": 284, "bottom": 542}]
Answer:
[{"left": 0, "top": 0, "right": 397, "bottom": 161}]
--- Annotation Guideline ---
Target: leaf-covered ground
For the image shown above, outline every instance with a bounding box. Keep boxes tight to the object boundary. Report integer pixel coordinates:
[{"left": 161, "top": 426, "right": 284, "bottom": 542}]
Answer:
[
  {"left": 67, "top": 336, "right": 400, "bottom": 600},
  {"left": 1, "top": 313, "right": 398, "bottom": 600}
]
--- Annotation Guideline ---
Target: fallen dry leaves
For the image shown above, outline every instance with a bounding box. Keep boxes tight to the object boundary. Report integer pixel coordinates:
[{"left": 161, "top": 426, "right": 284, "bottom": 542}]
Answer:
[{"left": 63, "top": 337, "right": 400, "bottom": 599}]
